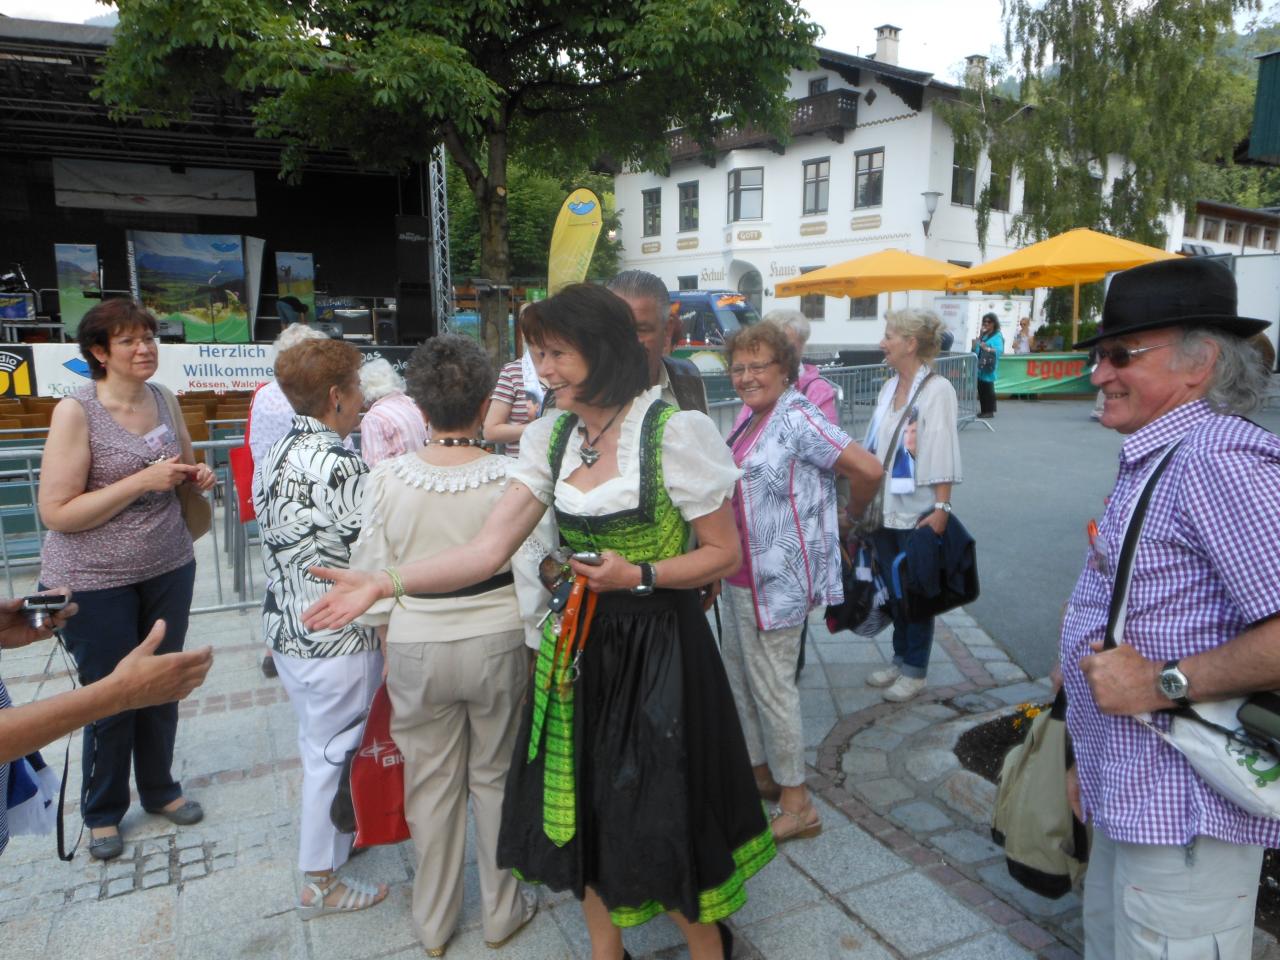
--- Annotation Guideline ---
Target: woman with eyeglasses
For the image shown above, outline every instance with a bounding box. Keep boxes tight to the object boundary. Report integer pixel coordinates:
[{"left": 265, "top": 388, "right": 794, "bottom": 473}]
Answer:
[
  {"left": 972, "top": 312, "right": 1004, "bottom": 419},
  {"left": 303, "top": 283, "right": 774, "bottom": 960},
  {"left": 863, "top": 308, "right": 962, "bottom": 703},
  {"left": 37, "top": 299, "right": 215, "bottom": 860},
  {"left": 720, "top": 323, "right": 883, "bottom": 843}
]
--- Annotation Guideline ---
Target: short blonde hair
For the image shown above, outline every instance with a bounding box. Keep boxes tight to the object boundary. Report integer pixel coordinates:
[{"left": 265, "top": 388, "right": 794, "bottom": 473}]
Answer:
[{"left": 885, "top": 308, "right": 944, "bottom": 362}]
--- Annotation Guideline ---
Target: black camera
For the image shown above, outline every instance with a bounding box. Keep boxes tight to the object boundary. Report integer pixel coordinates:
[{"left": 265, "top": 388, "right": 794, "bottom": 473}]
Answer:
[{"left": 22, "top": 593, "right": 69, "bottom": 630}]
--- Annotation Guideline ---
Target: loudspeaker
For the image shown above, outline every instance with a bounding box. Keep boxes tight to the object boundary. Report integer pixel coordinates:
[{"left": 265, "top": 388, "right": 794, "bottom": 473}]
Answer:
[
  {"left": 396, "top": 282, "right": 436, "bottom": 343},
  {"left": 395, "top": 215, "right": 433, "bottom": 285},
  {"left": 373, "top": 307, "right": 397, "bottom": 345}
]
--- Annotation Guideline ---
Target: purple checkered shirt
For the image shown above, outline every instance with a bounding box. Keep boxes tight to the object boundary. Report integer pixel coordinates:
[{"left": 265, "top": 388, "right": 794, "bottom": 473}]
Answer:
[{"left": 1061, "top": 399, "right": 1280, "bottom": 847}]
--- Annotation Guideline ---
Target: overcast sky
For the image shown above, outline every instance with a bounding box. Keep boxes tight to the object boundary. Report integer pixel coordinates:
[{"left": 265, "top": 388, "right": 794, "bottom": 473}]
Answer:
[{"left": 0, "top": 0, "right": 1271, "bottom": 81}]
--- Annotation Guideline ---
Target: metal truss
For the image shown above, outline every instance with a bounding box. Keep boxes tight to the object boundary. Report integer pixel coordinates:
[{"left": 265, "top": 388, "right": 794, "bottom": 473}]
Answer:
[{"left": 428, "top": 143, "right": 453, "bottom": 330}]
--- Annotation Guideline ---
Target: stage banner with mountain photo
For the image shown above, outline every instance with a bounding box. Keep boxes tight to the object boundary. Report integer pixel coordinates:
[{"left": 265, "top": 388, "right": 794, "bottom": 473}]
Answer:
[
  {"left": 53, "top": 243, "right": 100, "bottom": 337},
  {"left": 127, "top": 232, "right": 251, "bottom": 343},
  {"left": 274, "top": 251, "right": 316, "bottom": 320}
]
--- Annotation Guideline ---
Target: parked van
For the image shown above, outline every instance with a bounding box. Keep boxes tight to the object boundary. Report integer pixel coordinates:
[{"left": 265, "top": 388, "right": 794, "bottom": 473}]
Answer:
[{"left": 667, "top": 290, "right": 761, "bottom": 372}]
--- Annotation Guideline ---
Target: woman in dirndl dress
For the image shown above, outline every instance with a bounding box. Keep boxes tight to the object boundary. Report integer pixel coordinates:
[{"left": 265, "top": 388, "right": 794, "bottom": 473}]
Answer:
[{"left": 303, "top": 283, "right": 771, "bottom": 960}]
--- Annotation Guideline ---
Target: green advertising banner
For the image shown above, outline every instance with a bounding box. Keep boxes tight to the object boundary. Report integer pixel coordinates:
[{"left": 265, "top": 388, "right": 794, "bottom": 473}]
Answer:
[
  {"left": 53, "top": 243, "right": 100, "bottom": 336},
  {"left": 996, "top": 353, "right": 1095, "bottom": 395}
]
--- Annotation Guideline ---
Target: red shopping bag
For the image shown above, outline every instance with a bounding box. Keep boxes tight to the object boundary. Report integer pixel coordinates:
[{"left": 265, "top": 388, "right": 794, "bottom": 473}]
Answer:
[
  {"left": 349, "top": 684, "right": 410, "bottom": 849},
  {"left": 229, "top": 383, "right": 266, "bottom": 523}
]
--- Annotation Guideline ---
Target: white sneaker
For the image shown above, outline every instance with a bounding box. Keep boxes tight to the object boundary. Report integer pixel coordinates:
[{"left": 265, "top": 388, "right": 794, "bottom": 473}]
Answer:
[
  {"left": 866, "top": 665, "right": 901, "bottom": 688},
  {"left": 882, "top": 675, "right": 927, "bottom": 702}
]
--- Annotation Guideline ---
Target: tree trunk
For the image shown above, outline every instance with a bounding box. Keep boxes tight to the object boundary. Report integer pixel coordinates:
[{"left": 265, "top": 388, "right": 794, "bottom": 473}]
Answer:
[{"left": 476, "top": 129, "right": 512, "bottom": 363}]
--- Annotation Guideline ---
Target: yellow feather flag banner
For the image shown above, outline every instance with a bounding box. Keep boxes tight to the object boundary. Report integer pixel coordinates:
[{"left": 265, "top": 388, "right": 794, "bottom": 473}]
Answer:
[{"left": 547, "top": 188, "right": 603, "bottom": 294}]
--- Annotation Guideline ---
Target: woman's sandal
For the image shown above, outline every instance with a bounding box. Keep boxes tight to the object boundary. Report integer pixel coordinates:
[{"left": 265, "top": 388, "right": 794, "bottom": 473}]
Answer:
[
  {"left": 769, "top": 802, "right": 822, "bottom": 844},
  {"left": 484, "top": 895, "right": 538, "bottom": 949},
  {"left": 298, "top": 874, "right": 388, "bottom": 921}
]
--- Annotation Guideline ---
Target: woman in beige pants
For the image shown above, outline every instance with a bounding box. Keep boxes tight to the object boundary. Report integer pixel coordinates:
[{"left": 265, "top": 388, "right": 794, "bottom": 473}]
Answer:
[{"left": 351, "top": 335, "right": 537, "bottom": 957}]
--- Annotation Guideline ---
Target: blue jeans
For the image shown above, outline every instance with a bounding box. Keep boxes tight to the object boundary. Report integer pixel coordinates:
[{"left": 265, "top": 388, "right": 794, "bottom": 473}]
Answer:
[
  {"left": 870, "top": 528, "right": 935, "bottom": 678},
  {"left": 53, "top": 561, "right": 196, "bottom": 828}
]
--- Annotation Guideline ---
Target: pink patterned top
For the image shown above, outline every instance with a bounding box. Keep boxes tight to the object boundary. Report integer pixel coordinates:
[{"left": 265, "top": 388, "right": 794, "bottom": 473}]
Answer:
[{"left": 39, "top": 382, "right": 194, "bottom": 591}]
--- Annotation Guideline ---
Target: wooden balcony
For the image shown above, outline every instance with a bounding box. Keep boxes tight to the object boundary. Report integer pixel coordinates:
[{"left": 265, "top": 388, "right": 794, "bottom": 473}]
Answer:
[{"left": 667, "top": 88, "right": 859, "bottom": 164}]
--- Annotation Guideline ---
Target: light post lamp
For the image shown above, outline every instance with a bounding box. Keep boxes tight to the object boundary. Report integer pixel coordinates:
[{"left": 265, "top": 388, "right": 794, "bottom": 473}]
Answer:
[{"left": 921, "top": 190, "right": 943, "bottom": 238}]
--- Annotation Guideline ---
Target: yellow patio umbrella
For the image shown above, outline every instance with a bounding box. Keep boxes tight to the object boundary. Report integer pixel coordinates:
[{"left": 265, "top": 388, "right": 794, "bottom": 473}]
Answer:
[
  {"left": 774, "top": 249, "right": 964, "bottom": 306},
  {"left": 946, "top": 228, "right": 1180, "bottom": 343}
]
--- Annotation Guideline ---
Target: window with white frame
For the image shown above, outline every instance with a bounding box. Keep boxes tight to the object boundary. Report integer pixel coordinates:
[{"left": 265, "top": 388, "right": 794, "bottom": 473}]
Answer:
[
  {"left": 951, "top": 145, "right": 976, "bottom": 207},
  {"left": 642, "top": 188, "right": 661, "bottom": 237},
  {"left": 802, "top": 158, "right": 830, "bottom": 215},
  {"left": 849, "top": 294, "right": 878, "bottom": 319},
  {"left": 855, "top": 148, "right": 884, "bottom": 208},
  {"left": 988, "top": 163, "right": 1012, "bottom": 212},
  {"left": 799, "top": 266, "right": 825, "bottom": 320},
  {"left": 728, "top": 168, "right": 764, "bottom": 221},
  {"left": 677, "top": 181, "right": 699, "bottom": 232}
]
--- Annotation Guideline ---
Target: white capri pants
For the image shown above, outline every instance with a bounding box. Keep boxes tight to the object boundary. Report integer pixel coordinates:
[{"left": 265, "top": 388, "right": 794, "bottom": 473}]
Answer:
[
  {"left": 1083, "top": 830, "right": 1263, "bottom": 959},
  {"left": 719, "top": 582, "right": 807, "bottom": 787},
  {"left": 274, "top": 648, "right": 383, "bottom": 873}
]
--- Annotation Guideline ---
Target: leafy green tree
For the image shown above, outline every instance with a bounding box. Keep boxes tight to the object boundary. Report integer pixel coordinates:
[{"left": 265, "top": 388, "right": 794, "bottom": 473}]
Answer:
[
  {"left": 943, "top": 0, "right": 1259, "bottom": 259},
  {"left": 98, "top": 0, "right": 818, "bottom": 356},
  {"left": 448, "top": 159, "right": 622, "bottom": 284}
]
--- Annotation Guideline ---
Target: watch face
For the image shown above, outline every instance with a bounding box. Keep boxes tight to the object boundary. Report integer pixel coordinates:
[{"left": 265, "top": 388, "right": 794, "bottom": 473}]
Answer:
[{"left": 1160, "top": 670, "right": 1188, "bottom": 699}]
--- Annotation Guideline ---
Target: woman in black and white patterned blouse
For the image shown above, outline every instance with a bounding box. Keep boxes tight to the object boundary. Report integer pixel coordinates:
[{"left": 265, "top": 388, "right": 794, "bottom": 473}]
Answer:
[{"left": 253, "top": 337, "right": 388, "bottom": 921}]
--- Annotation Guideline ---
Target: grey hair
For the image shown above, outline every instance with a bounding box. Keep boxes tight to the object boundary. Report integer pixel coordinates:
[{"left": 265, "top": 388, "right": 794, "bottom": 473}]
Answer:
[
  {"left": 273, "top": 322, "right": 327, "bottom": 359},
  {"left": 404, "top": 334, "right": 496, "bottom": 431},
  {"left": 885, "top": 307, "right": 944, "bottom": 362},
  {"left": 606, "top": 270, "right": 669, "bottom": 328},
  {"left": 764, "top": 309, "right": 811, "bottom": 346},
  {"left": 358, "top": 357, "right": 405, "bottom": 404},
  {"left": 1174, "top": 327, "right": 1271, "bottom": 415}
]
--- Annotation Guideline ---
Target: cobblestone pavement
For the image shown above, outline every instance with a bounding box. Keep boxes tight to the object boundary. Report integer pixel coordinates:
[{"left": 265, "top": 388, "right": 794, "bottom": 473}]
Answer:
[{"left": 4, "top": 570, "right": 1261, "bottom": 960}]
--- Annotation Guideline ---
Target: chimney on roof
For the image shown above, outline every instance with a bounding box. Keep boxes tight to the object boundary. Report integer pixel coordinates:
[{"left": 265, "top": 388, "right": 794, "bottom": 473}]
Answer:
[
  {"left": 965, "top": 54, "right": 989, "bottom": 85},
  {"left": 875, "top": 24, "right": 901, "bottom": 66}
]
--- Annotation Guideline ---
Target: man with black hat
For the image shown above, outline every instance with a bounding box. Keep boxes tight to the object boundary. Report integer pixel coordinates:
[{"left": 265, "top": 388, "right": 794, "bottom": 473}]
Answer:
[{"left": 1060, "top": 257, "right": 1280, "bottom": 958}]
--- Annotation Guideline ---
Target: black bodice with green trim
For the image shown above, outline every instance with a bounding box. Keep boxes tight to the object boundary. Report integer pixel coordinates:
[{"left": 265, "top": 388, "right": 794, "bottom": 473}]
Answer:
[{"left": 548, "top": 400, "right": 689, "bottom": 564}]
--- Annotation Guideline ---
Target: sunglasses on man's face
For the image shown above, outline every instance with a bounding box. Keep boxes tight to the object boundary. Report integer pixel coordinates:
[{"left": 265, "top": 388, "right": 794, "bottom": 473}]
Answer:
[{"left": 1088, "top": 341, "right": 1173, "bottom": 369}]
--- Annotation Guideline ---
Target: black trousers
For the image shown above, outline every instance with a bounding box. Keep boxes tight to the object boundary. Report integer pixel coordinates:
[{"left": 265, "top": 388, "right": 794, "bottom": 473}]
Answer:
[
  {"left": 56, "top": 561, "right": 196, "bottom": 827},
  {"left": 977, "top": 379, "right": 997, "bottom": 417}
]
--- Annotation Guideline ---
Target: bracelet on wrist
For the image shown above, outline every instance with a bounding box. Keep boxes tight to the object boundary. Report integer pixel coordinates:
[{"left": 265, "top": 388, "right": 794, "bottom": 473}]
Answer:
[{"left": 383, "top": 567, "right": 406, "bottom": 608}]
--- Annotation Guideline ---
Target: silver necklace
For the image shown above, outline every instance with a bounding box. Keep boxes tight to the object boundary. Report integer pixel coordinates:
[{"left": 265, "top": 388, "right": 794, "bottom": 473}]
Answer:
[{"left": 577, "top": 406, "right": 625, "bottom": 467}]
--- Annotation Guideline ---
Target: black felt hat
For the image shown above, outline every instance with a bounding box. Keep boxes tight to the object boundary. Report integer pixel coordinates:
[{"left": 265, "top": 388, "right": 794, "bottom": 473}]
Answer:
[{"left": 1073, "top": 257, "right": 1268, "bottom": 349}]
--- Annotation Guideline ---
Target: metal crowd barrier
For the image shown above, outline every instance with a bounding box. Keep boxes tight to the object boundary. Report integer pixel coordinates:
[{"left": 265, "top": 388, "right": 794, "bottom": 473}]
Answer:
[
  {"left": 0, "top": 438, "right": 260, "bottom": 615},
  {"left": 706, "top": 353, "right": 979, "bottom": 438}
]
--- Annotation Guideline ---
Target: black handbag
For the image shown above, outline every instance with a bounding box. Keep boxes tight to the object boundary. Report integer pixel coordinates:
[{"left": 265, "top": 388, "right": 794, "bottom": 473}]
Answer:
[{"left": 825, "top": 537, "right": 891, "bottom": 637}]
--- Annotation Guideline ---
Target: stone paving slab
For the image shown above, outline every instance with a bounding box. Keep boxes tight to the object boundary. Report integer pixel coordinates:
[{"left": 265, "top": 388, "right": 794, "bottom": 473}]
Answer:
[{"left": 2, "top": 589, "right": 1099, "bottom": 959}]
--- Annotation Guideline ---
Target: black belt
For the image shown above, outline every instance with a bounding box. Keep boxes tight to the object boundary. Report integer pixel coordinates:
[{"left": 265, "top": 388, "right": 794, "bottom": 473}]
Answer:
[{"left": 409, "top": 570, "right": 514, "bottom": 600}]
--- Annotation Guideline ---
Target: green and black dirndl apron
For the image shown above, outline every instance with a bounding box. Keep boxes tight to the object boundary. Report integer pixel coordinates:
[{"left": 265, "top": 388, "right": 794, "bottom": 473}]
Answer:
[{"left": 497, "top": 401, "right": 775, "bottom": 927}]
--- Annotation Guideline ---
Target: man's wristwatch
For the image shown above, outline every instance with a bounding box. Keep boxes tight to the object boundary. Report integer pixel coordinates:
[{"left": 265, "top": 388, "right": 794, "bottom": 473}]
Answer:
[
  {"left": 631, "top": 562, "right": 656, "bottom": 596},
  {"left": 1158, "top": 659, "right": 1192, "bottom": 708},
  {"left": 933, "top": 501, "right": 952, "bottom": 514}
]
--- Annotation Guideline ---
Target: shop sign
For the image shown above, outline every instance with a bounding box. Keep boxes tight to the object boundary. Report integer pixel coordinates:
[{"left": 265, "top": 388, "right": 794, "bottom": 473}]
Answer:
[
  {"left": 0, "top": 346, "right": 37, "bottom": 397},
  {"left": 799, "top": 222, "right": 827, "bottom": 236},
  {"left": 1026, "top": 357, "right": 1088, "bottom": 380},
  {"left": 641, "top": 241, "right": 661, "bottom": 254},
  {"left": 736, "top": 229, "right": 763, "bottom": 241},
  {"left": 676, "top": 237, "right": 699, "bottom": 250},
  {"left": 851, "top": 215, "right": 881, "bottom": 231}
]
